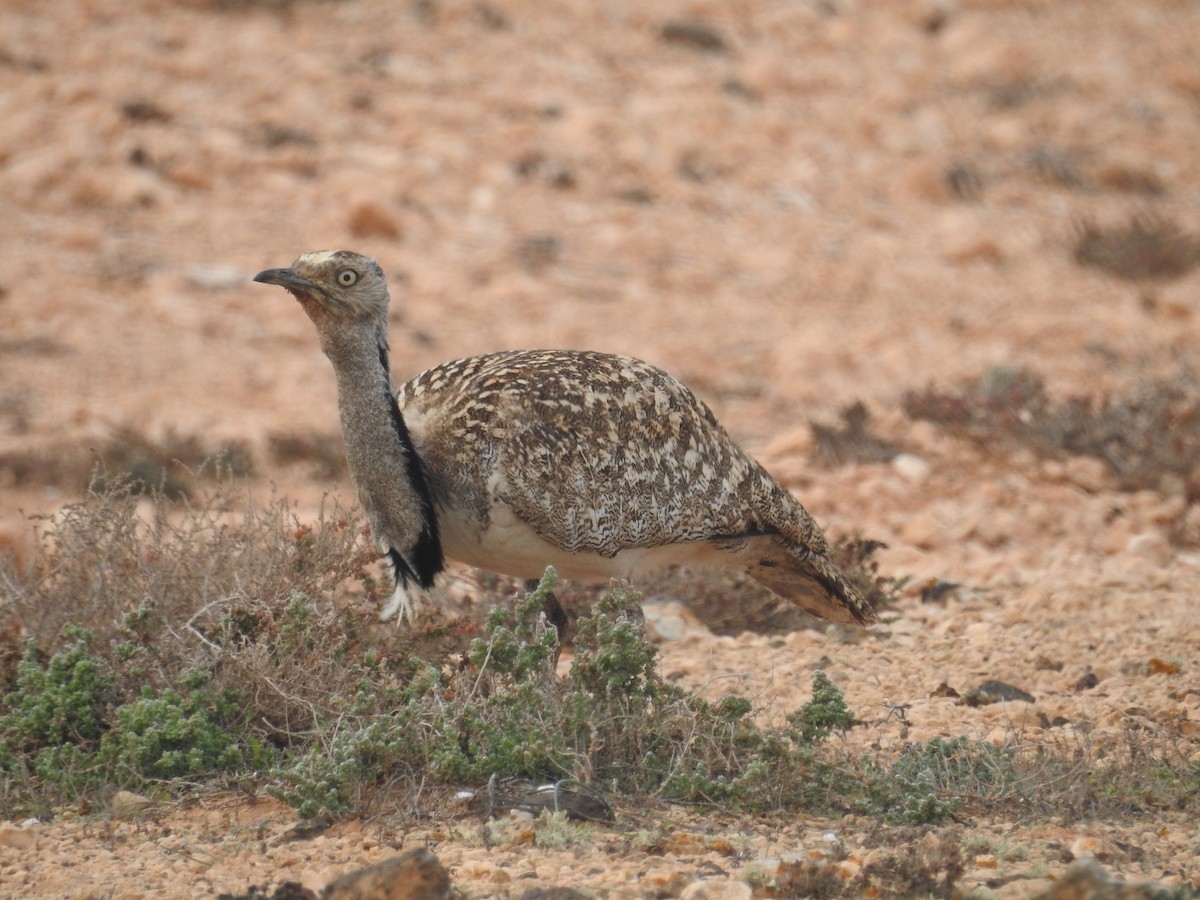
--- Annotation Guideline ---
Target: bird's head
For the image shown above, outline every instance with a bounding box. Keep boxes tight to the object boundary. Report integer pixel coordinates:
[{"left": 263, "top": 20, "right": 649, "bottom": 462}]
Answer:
[{"left": 253, "top": 250, "right": 389, "bottom": 329}]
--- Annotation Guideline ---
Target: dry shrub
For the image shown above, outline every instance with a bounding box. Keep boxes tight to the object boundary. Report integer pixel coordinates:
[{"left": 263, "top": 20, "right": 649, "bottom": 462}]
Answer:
[
  {"left": 903, "top": 366, "right": 1200, "bottom": 496},
  {"left": 1073, "top": 214, "right": 1200, "bottom": 283},
  {"left": 0, "top": 478, "right": 459, "bottom": 737},
  {"left": 267, "top": 431, "right": 348, "bottom": 481},
  {"left": 0, "top": 425, "right": 253, "bottom": 499},
  {"left": 809, "top": 402, "right": 901, "bottom": 467},
  {"left": 856, "top": 830, "right": 965, "bottom": 897}
]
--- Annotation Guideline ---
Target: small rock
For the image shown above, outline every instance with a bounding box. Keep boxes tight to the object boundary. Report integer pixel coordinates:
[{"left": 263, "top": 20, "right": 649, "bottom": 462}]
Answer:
[
  {"left": 984, "top": 726, "right": 1011, "bottom": 746},
  {"left": 945, "top": 233, "right": 1004, "bottom": 265},
  {"left": 0, "top": 823, "right": 37, "bottom": 850},
  {"left": 109, "top": 790, "right": 154, "bottom": 819},
  {"left": 642, "top": 599, "right": 695, "bottom": 642},
  {"left": 892, "top": 452, "right": 932, "bottom": 484},
  {"left": 121, "top": 98, "right": 172, "bottom": 123},
  {"left": 1063, "top": 456, "right": 1109, "bottom": 493},
  {"left": 659, "top": 20, "right": 728, "bottom": 54},
  {"left": 1027, "top": 854, "right": 1174, "bottom": 899},
  {"left": 518, "top": 889, "right": 590, "bottom": 900},
  {"left": 964, "top": 680, "right": 1035, "bottom": 707},
  {"left": 902, "top": 508, "right": 941, "bottom": 549},
  {"left": 347, "top": 200, "right": 402, "bottom": 240},
  {"left": 1068, "top": 837, "right": 1108, "bottom": 861},
  {"left": 322, "top": 848, "right": 451, "bottom": 900},
  {"left": 1125, "top": 532, "right": 1171, "bottom": 567},
  {"left": 185, "top": 264, "right": 246, "bottom": 291},
  {"left": 835, "top": 860, "right": 860, "bottom": 880},
  {"left": 273, "top": 817, "right": 334, "bottom": 845},
  {"left": 679, "top": 881, "right": 752, "bottom": 900},
  {"left": 918, "top": 578, "right": 960, "bottom": 603}
]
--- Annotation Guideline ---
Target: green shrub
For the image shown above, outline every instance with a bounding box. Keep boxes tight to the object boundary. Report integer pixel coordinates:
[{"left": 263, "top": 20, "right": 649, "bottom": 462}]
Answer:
[
  {"left": 859, "top": 736, "right": 1018, "bottom": 825},
  {"left": 272, "top": 572, "right": 859, "bottom": 817},
  {"left": 7, "top": 480, "right": 1192, "bottom": 830},
  {"left": 1, "top": 627, "right": 114, "bottom": 752},
  {"left": 99, "top": 675, "right": 247, "bottom": 783},
  {"left": 789, "top": 670, "right": 854, "bottom": 746}
]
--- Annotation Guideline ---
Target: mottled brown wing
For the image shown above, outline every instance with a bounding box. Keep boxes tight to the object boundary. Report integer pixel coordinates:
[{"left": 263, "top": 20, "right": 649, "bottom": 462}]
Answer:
[{"left": 481, "top": 351, "right": 777, "bottom": 556}]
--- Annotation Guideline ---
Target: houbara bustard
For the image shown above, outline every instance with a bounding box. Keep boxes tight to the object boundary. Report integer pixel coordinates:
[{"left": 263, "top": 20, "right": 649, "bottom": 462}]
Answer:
[{"left": 253, "top": 250, "right": 874, "bottom": 626}]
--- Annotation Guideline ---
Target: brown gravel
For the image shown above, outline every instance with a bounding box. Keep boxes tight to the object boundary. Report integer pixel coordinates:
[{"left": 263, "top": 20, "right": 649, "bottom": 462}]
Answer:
[{"left": 1, "top": 0, "right": 1199, "bottom": 896}]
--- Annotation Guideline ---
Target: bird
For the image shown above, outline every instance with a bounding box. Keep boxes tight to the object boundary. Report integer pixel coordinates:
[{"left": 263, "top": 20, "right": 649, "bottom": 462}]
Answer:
[{"left": 253, "top": 250, "right": 874, "bottom": 626}]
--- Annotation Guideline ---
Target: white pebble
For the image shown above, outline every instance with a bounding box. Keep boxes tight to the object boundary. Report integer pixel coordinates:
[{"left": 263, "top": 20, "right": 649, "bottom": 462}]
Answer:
[{"left": 892, "top": 453, "right": 932, "bottom": 484}]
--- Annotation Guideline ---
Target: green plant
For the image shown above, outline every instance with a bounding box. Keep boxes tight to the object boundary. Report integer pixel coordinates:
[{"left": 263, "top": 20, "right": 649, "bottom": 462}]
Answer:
[
  {"left": 789, "top": 670, "right": 854, "bottom": 746},
  {"left": 8, "top": 479, "right": 1194, "bottom": 833},
  {"left": 530, "top": 810, "right": 593, "bottom": 850},
  {"left": 0, "top": 627, "right": 114, "bottom": 752},
  {"left": 860, "top": 737, "right": 1018, "bottom": 825},
  {"left": 272, "top": 573, "right": 864, "bottom": 817},
  {"left": 98, "top": 674, "right": 247, "bottom": 783}
]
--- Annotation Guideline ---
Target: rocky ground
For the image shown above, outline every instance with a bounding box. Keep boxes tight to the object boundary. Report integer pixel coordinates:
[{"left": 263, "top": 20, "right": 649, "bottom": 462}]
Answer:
[{"left": 1, "top": 0, "right": 1199, "bottom": 896}]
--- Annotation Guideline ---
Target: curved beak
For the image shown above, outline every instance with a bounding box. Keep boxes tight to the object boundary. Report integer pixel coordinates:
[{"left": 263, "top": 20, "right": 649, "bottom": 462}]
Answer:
[{"left": 253, "top": 267, "right": 319, "bottom": 294}]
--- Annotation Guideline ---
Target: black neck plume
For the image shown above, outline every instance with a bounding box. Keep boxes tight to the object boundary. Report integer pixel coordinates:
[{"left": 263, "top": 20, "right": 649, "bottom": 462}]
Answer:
[{"left": 377, "top": 341, "right": 444, "bottom": 589}]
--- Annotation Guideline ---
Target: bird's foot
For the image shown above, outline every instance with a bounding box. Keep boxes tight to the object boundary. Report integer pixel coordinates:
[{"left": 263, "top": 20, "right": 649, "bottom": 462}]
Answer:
[{"left": 379, "top": 582, "right": 421, "bottom": 623}]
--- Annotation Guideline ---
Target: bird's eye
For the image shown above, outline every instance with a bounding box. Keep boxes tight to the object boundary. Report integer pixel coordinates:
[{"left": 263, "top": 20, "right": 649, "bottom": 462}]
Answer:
[{"left": 336, "top": 269, "right": 358, "bottom": 286}]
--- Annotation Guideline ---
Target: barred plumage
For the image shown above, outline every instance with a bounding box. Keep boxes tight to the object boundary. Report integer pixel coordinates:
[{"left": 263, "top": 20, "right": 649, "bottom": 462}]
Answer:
[{"left": 254, "top": 250, "right": 873, "bottom": 626}]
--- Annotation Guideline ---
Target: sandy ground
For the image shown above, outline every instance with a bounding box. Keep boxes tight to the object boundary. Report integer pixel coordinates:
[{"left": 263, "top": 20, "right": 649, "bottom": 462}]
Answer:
[{"left": 1, "top": 0, "right": 1199, "bottom": 896}]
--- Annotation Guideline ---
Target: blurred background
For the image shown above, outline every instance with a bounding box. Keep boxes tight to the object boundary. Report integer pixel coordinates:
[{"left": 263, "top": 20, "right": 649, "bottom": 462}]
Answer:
[{"left": 1, "top": 0, "right": 1198, "bottom": 558}]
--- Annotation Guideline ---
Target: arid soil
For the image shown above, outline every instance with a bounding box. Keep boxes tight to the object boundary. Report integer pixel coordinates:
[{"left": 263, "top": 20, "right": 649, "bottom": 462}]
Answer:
[{"left": 2, "top": 0, "right": 1200, "bottom": 896}]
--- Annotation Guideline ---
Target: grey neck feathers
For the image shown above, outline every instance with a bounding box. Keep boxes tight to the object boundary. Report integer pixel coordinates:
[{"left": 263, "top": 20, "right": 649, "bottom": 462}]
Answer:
[{"left": 321, "top": 324, "right": 443, "bottom": 590}]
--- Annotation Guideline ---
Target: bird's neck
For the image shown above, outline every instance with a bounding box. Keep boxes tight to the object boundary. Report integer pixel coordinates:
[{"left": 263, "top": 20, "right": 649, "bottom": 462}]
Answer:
[{"left": 320, "top": 324, "right": 443, "bottom": 589}]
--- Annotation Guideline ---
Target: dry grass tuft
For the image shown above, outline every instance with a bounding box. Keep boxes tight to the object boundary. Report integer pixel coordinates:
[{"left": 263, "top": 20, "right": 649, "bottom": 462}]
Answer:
[
  {"left": 0, "top": 426, "right": 254, "bottom": 499},
  {"left": 902, "top": 366, "right": 1200, "bottom": 497},
  {"left": 1073, "top": 214, "right": 1200, "bottom": 283},
  {"left": 266, "top": 431, "right": 348, "bottom": 482},
  {"left": 810, "top": 402, "right": 901, "bottom": 467}
]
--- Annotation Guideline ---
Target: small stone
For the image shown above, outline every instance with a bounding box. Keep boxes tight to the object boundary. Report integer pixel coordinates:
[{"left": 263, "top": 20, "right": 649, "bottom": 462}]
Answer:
[
  {"left": 678, "top": 881, "right": 752, "bottom": 900},
  {"left": 1125, "top": 532, "right": 1171, "bottom": 567},
  {"left": 1072, "top": 671, "right": 1100, "bottom": 691},
  {"left": 323, "top": 848, "right": 451, "bottom": 900},
  {"left": 1026, "top": 855, "right": 1165, "bottom": 899},
  {"left": 347, "top": 200, "right": 402, "bottom": 240},
  {"left": 891, "top": 453, "right": 932, "bottom": 484},
  {"left": 902, "top": 509, "right": 942, "bottom": 549},
  {"left": 835, "top": 860, "right": 860, "bottom": 880},
  {"left": 965, "top": 680, "right": 1035, "bottom": 706},
  {"left": 659, "top": 21, "right": 729, "bottom": 54},
  {"left": 946, "top": 233, "right": 1004, "bottom": 265},
  {"left": 0, "top": 823, "right": 37, "bottom": 851},
  {"left": 109, "top": 790, "right": 154, "bottom": 819},
  {"left": 1063, "top": 456, "right": 1109, "bottom": 493},
  {"left": 642, "top": 599, "right": 699, "bottom": 642},
  {"left": 985, "top": 727, "right": 1010, "bottom": 746},
  {"left": 1068, "top": 836, "right": 1107, "bottom": 861},
  {"left": 185, "top": 264, "right": 246, "bottom": 291}
]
